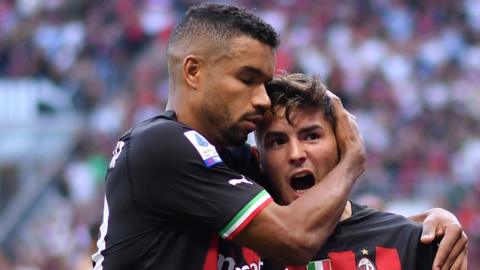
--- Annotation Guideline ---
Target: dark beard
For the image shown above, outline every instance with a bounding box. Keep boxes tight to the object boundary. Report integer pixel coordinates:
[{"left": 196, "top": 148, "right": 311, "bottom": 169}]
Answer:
[
  {"left": 222, "top": 122, "right": 248, "bottom": 146},
  {"left": 201, "top": 100, "right": 248, "bottom": 146}
]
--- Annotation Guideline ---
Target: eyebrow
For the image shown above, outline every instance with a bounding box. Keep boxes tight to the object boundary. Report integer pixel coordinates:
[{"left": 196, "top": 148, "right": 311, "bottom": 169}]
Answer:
[
  {"left": 239, "top": 66, "right": 272, "bottom": 81},
  {"left": 264, "top": 131, "right": 285, "bottom": 139},
  {"left": 263, "top": 124, "right": 324, "bottom": 139},
  {"left": 298, "top": 124, "right": 324, "bottom": 134}
]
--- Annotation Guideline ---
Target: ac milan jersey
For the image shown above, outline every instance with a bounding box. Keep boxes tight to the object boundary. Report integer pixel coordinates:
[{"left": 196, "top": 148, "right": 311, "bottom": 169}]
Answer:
[
  {"left": 92, "top": 110, "right": 272, "bottom": 269},
  {"left": 265, "top": 203, "right": 437, "bottom": 270}
]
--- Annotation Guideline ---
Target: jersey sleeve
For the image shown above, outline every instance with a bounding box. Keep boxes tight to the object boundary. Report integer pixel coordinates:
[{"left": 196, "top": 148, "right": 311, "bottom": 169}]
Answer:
[
  {"left": 127, "top": 120, "right": 272, "bottom": 239},
  {"left": 415, "top": 239, "right": 438, "bottom": 269}
]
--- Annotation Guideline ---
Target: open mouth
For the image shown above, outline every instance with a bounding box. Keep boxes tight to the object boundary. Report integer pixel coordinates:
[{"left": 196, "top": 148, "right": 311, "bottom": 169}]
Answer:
[{"left": 290, "top": 173, "right": 315, "bottom": 192}]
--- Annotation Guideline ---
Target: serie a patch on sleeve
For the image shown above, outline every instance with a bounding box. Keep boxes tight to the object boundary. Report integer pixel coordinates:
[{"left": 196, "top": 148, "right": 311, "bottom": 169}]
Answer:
[{"left": 184, "top": 130, "right": 223, "bottom": 167}]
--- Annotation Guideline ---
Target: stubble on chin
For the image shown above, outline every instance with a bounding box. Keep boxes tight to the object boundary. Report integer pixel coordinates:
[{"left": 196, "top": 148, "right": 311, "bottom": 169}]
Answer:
[
  {"left": 223, "top": 123, "right": 248, "bottom": 146},
  {"left": 202, "top": 100, "right": 247, "bottom": 146}
]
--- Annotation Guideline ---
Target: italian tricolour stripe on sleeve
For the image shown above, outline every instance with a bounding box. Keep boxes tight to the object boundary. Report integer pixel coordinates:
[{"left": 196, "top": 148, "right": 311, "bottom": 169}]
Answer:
[
  {"left": 306, "top": 259, "right": 332, "bottom": 270},
  {"left": 219, "top": 190, "right": 272, "bottom": 240}
]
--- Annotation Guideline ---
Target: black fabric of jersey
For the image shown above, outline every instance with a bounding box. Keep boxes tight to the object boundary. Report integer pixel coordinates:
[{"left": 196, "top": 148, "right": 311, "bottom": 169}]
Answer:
[
  {"left": 92, "top": 111, "right": 270, "bottom": 270},
  {"left": 264, "top": 202, "right": 438, "bottom": 270}
]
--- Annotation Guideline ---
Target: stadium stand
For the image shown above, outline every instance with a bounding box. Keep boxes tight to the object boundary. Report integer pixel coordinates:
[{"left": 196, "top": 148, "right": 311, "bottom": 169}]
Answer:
[{"left": 0, "top": 0, "right": 478, "bottom": 269}]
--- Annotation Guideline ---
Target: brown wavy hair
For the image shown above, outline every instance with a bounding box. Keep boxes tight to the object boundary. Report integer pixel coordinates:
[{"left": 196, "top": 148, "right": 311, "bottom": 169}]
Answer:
[{"left": 265, "top": 73, "right": 334, "bottom": 125}]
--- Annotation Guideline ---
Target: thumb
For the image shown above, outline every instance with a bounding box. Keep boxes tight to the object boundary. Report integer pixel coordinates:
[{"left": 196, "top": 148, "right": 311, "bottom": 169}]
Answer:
[{"left": 420, "top": 220, "right": 437, "bottom": 244}]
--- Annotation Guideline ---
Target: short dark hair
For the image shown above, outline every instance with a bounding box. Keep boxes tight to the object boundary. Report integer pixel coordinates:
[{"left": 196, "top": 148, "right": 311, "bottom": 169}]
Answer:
[
  {"left": 168, "top": 3, "right": 279, "bottom": 50},
  {"left": 265, "top": 73, "right": 334, "bottom": 125}
]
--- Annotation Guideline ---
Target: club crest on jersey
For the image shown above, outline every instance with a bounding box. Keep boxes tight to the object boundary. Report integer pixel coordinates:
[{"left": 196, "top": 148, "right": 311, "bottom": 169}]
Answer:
[
  {"left": 358, "top": 258, "right": 375, "bottom": 270},
  {"left": 184, "top": 130, "right": 222, "bottom": 167}
]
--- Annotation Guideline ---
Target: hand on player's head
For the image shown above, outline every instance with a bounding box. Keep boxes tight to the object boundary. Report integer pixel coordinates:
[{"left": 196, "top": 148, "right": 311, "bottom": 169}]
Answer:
[{"left": 327, "top": 90, "right": 366, "bottom": 177}]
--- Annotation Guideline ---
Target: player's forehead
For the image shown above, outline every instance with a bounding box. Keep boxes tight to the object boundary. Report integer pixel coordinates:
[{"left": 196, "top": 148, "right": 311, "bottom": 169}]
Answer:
[
  {"left": 260, "top": 108, "right": 330, "bottom": 144},
  {"left": 215, "top": 36, "right": 275, "bottom": 76},
  {"left": 270, "top": 107, "right": 328, "bottom": 127}
]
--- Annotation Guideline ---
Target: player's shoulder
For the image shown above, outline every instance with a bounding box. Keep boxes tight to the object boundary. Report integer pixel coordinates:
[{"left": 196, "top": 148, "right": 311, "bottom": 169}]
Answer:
[
  {"left": 135, "top": 114, "right": 186, "bottom": 135},
  {"left": 124, "top": 113, "right": 191, "bottom": 148},
  {"left": 220, "top": 144, "right": 263, "bottom": 182},
  {"left": 350, "top": 202, "right": 421, "bottom": 230},
  {"left": 128, "top": 113, "right": 223, "bottom": 166},
  {"left": 221, "top": 144, "right": 255, "bottom": 163}
]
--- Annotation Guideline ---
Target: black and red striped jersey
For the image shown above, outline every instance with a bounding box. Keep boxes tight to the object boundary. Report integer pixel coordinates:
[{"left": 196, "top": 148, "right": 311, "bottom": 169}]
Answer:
[
  {"left": 265, "top": 202, "right": 437, "bottom": 270},
  {"left": 92, "top": 110, "right": 271, "bottom": 270}
]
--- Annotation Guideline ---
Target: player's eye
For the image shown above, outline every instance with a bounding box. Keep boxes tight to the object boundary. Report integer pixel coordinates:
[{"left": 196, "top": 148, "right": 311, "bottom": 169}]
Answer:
[
  {"left": 240, "top": 77, "right": 254, "bottom": 85},
  {"left": 272, "top": 138, "right": 285, "bottom": 146},
  {"left": 266, "top": 137, "right": 286, "bottom": 148},
  {"left": 304, "top": 133, "right": 320, "bottom": 141}
]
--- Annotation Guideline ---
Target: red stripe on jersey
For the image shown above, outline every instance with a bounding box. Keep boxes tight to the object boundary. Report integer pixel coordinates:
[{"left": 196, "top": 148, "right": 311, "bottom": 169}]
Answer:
[
  {"left": 328, "top": 251, "right": 356, "bottom": 269},
  {"left": 242, "top": 246, "right": 261, "bottom": 265},
  {"left": 376, "top": 247, "right": 401, "bottom": 270},
  {"left": 227, "top": 197, "right": 273, "bottom": 240},
  {"left": 202, "top": 235, "right": 219, "bottom": 270},
  {"left": 322, "top": 259, "right": 332, "bottom": 270}
]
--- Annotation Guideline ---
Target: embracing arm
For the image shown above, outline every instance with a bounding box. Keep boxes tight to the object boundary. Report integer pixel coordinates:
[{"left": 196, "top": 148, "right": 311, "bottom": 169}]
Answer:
[
  {"left": 233, "top": 92, "right": 366, "bottom": 265},
  {"left": 409, "top": 208, "right": 468, "bottom": 270},
  {"left": 235, "top": 160, "right": 362, "bottom": 265}
]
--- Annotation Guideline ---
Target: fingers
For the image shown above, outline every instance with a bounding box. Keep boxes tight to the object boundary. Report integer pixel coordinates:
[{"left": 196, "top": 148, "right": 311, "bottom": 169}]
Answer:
[
  {"left": 326, "top": 90, "right": 345, "bottom": 117},
  {"left": 418, "top": 208, "right": 468, "bottom": 270},
  {"left": 326, "top": 90, "right": 366, "bottom": 176},
  {"left": 448, "top": 247, "right": 467, "bottom": 270},
  {"left": 448, "top": 244, "right": 467, "bottom": 270},
  {"left": 326, "top": 89, "right": 340, "bottom": 101},
  {"left": 433, "top": 224, "right": 463, "bottom": 270},
  {"left": 442, "top": 229, "right": 468, "bottom": 270},
  {"left": 419, "top": 218, "right": 438, "bottom": 245},
  {"left": 326, "top": 90, "right": 362, "bottom": 147},
  {"left": 326, "top": 90, "right": 356, "bottom": 119},
  {"left": 460, "top": 247, "right": 467, "bottom": 270}
]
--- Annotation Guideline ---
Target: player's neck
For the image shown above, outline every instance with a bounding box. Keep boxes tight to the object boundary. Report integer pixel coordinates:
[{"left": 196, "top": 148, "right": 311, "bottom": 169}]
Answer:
[{"left": 340, "top": 201, "right": 352, "bottom": 221}]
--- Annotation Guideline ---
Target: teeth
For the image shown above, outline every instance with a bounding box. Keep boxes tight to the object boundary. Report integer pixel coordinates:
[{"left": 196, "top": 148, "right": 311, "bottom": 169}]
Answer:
[
  {"left": 293, "top": 172, "right": 309, "bottom": 178},
  {"left": 296, "top": 190, "right": 308, "bottom": 193}
]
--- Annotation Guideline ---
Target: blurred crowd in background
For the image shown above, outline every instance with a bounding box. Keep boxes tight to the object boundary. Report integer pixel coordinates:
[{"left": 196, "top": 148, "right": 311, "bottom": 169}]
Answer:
[{"left": 0, "top": 0, "right": 479, "bottom": 269}]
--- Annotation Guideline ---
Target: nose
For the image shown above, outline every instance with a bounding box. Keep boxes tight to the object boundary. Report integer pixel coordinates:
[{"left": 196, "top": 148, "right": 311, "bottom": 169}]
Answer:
[
  {"left": 251, "top": 84, "right": 271, "bottom": 114},
  {"left": 288, "top": 139, "right": 306, "bottom": 166}
]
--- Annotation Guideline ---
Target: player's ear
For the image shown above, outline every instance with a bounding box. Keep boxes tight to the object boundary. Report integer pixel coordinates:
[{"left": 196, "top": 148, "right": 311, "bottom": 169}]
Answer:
[{"left": 183, "top": 55, "right": 202, "bottom": 90}]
